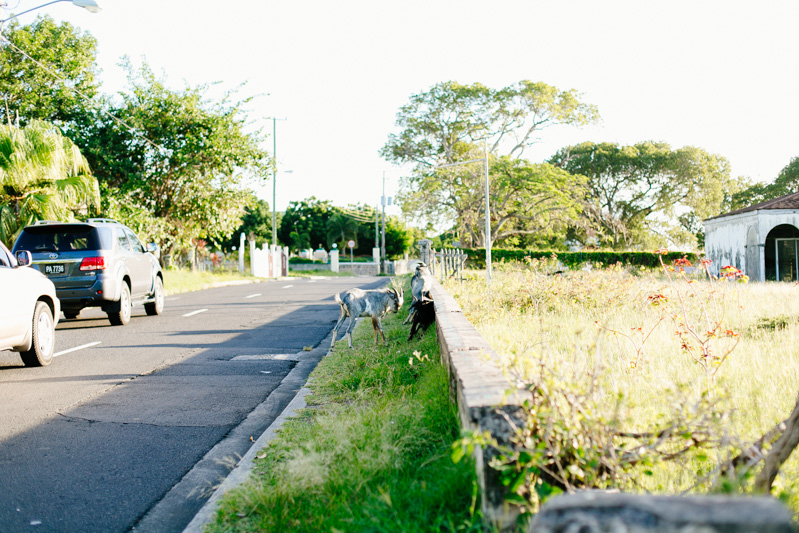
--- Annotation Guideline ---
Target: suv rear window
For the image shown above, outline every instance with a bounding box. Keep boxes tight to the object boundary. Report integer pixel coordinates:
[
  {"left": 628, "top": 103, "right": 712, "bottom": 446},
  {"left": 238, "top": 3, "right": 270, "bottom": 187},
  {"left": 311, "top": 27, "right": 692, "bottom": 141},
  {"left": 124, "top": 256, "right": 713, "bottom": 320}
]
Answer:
[{"left": 14, "top": 225, "right": 113, "bottom": 252}]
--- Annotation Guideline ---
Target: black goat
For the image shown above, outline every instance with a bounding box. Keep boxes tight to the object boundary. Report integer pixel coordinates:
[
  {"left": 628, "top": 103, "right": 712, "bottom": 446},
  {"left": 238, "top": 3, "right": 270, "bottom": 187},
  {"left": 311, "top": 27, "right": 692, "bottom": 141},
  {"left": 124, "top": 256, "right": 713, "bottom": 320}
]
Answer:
[
  {"left": 407, "top": 296, "right": 435, "bottom": 340},
  {"left": 404, "top": 261, "right": 433, "bottom": 325}
]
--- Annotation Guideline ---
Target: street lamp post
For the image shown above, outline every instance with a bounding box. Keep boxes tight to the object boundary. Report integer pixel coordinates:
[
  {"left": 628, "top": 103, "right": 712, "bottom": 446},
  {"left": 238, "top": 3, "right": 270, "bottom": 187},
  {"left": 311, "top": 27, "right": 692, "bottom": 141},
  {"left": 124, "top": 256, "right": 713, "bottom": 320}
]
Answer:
[
  {"left": 0, "top": 0, "right": 101, "bottom": 29},
  {"left": 433, "top": 139, "right": 492, "bottom": 286}
]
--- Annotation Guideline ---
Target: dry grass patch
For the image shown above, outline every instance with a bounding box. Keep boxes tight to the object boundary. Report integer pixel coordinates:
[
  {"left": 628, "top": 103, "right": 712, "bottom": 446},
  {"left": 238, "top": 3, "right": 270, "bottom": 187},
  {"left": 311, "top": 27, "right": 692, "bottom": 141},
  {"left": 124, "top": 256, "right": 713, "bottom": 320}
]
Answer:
[{"left": 447, "top": 263, "right": 799, "bottom": 512}]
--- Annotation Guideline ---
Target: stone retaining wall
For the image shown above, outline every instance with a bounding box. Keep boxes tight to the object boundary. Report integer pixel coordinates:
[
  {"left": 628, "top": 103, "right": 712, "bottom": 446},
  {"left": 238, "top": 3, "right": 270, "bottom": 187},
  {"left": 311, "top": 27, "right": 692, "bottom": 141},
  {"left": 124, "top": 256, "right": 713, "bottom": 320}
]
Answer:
[
  {"left": 428, "top": 278, "right": 525, "bottom": 529},
  {"left": 429, "top": 278, "right": 798, "bottom": 533}
]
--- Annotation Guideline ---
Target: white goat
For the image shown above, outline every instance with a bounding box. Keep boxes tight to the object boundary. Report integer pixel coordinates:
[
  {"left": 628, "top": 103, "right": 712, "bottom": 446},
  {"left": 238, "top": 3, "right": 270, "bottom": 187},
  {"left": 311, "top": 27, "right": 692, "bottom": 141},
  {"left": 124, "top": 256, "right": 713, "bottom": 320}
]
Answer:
[
  {"left": 330, "top": 282, "right": 404, "bottom": 350},
  {"left": 404, "top": 262, "right": 433, "bottom": 324}
]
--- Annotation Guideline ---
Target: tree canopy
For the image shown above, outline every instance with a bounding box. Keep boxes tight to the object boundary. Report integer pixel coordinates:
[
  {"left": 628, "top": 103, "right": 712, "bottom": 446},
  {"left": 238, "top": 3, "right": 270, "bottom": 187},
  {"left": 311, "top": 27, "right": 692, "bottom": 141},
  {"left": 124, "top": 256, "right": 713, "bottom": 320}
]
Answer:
[
  {"left": 278, "top": 197, "right": 413, "bottom": 257},
  {"left": 382, "top": 80, "right": 598, "bottom": 247},
  {"left": 0, "top": 16, "right": 100, "bottom": 127},
  {"left": 74, "top": 60, "right": 270, "bottom": 256},
  {"left": 732, "top": 156, "right": 799, "bottom": 208},
  {"left": 549, "top": 141, "right": 734, "bottom": 248},
  {"left": 0, "top": 120, "right": 99, "bottom": 246}
]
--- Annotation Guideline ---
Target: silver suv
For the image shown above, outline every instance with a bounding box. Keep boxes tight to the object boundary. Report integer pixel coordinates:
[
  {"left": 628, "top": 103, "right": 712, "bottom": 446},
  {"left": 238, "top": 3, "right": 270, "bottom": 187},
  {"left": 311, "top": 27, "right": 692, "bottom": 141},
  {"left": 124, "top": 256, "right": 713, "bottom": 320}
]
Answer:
[{"left": 12, "top": 219, "right": 164, "bottom": 326}]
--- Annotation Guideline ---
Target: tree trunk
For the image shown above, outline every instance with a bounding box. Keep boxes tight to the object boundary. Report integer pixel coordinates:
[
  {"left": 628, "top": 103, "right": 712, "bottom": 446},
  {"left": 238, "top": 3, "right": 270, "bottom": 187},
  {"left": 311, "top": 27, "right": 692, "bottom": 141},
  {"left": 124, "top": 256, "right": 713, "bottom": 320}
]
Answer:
[{"left": 753, "top": 394, "right": 799, "bottom": 493}]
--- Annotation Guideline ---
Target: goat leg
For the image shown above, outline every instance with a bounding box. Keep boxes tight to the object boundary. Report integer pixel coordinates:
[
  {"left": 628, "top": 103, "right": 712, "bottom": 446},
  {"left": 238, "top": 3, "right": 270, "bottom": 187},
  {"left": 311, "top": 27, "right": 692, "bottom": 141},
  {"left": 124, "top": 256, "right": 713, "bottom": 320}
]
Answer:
[
  {"left": 330, "top": 311, "right": 348, "bottom": 351},
  {"left": 372, "top": 317, "right": 388, "bottom": 345},
  {"left": 371, "top": 317, "right": 380, "bottom": 344},
  {"left": 403, "top": 307, "right": 416, "bottom": 325}
]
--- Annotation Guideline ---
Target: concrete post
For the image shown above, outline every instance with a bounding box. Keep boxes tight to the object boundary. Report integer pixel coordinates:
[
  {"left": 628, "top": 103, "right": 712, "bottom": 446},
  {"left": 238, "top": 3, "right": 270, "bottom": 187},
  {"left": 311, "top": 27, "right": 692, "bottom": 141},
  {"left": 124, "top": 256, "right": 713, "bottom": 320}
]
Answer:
[
  {"left": 419, "top": 239, "right": 432, "bottom": 265},
  {"left": 249, "top": 238, "right": 256, "bottom": 276},
  {"left": 330, "top": 250, "right": 339, "bottom": 273},
  {"left": 238, "top": 232, "right": 245, "bottom": 272}
]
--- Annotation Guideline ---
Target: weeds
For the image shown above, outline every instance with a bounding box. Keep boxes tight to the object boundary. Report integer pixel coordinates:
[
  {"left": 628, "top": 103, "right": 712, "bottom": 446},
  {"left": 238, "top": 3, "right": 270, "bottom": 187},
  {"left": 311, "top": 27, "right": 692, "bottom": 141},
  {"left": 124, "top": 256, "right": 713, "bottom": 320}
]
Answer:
[
  {"left": 206, "top": 277, "right": 483, "bottom": 532},
  {"left": 447, "top": 257, "right": 799, "bottom": 516}
]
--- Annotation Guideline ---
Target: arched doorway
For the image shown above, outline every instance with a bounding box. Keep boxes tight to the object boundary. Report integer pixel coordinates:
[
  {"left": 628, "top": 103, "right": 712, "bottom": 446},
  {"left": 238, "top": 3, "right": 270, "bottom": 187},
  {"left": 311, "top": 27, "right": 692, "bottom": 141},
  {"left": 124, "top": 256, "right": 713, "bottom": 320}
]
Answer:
[{"left": 765, "top": 224, "right": 799, "bottom": 281}]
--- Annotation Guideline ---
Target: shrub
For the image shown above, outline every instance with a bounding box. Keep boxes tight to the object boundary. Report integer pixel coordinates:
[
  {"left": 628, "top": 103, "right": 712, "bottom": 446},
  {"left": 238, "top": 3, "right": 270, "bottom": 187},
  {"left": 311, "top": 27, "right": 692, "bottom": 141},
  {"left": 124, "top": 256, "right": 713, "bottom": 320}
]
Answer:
[{"left": 454, "top": 248, "right": 700, "bottom": 270}]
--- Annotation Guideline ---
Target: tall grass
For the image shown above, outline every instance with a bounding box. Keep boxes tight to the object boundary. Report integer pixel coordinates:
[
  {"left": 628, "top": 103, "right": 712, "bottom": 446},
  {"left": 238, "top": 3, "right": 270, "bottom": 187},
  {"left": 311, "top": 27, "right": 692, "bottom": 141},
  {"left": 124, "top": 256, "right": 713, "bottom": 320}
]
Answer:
[
  {"left": 162, "top": 268, "right": 258, "bottom": 295},
  {"left": 446, "top": 262, "right": 799, "bottom": 508},
  {"left": 205, "top": 278, "right": 483, "bottom": 532}
]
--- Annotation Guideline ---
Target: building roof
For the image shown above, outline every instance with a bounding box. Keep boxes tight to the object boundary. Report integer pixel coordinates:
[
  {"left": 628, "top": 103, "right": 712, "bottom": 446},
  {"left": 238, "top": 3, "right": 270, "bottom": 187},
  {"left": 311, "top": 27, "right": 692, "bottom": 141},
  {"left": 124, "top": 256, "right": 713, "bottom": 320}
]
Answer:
[{"left": 706, "top": 191, "right": 799, "bottom": 221}]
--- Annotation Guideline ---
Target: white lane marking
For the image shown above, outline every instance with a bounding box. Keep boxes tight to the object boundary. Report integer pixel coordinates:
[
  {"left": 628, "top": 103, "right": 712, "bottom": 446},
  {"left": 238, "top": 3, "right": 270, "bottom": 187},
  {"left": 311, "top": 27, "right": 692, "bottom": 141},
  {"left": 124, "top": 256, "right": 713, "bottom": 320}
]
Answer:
[
  {"left": 282, "top": 285, "right": 294, "bottom": 289},
  {"left": 260, "top": 371, "right": 272, "bottom": 374},
  {"left": 165, "top": 297, "right": 180, "bottom": 301},
  {"left": 54, "top": 341, "right": 101, "bottom": 358},
  {"left": 183, "top": 309, "right": 208, "bottom": 317},
  {"left": 245, "top": 293, "right": 261, "bottom": 299}
]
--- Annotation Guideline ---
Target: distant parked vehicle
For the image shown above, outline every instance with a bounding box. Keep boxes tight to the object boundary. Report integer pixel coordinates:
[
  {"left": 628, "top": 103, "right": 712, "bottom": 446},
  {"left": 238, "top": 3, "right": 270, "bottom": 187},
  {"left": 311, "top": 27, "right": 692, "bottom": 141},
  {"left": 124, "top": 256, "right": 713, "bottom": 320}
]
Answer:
[
  {"left": 0, "top": 240, "right": 60, "bottom": 366},
  {"left": 12, "top": 219, "right": 164, "bottom": 326}
]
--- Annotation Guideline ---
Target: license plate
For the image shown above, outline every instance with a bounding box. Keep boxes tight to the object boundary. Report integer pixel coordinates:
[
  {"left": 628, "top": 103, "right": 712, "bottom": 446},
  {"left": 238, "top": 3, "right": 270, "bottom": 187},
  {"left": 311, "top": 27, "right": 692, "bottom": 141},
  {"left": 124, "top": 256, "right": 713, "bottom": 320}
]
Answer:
[{"left": 45, "top": 264, "right": 65, "bottom": 275}]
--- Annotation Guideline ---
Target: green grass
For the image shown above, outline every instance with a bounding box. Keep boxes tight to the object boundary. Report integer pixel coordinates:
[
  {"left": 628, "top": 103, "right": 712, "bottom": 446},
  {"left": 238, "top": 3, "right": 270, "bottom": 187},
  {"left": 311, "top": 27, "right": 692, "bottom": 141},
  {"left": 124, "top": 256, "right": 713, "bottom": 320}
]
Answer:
[
  {"left": 288, "top": 269, "right": 356, "bottom": 278},
  {"left": 205, "top": 277, "right": 483, "bottom": 532}
]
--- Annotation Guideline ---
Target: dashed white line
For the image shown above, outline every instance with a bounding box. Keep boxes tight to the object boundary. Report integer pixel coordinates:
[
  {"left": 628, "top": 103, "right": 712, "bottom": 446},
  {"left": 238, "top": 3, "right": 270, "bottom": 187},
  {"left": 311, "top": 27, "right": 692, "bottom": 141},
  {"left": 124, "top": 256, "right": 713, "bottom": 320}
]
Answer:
[
  {"left": 282, "top": 285, "right": 294, "bottom": 289},
  {"left": 245, "top": 293, "right": 261, "bottom": 299},
  {"left": 54, "top": 341, "right": 101, "bottom": 358},
  {"left": 183, "top": 309, "right": 208, "bottom": 317}
]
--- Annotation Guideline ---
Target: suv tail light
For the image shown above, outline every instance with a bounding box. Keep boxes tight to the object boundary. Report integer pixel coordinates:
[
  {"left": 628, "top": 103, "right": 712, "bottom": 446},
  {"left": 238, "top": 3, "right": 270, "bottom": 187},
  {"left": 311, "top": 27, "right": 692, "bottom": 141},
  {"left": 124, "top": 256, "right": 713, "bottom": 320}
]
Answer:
[{"left": 79, "top": 256, "right": 107, "bottom": 271}]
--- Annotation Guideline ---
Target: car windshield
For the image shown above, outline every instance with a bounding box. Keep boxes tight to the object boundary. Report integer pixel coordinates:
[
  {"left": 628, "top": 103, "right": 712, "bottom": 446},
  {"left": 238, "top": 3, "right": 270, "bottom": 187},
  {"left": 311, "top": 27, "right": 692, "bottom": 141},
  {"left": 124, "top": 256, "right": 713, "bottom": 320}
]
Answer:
[{"left": 13, "top": 226, "right": 111, "bottom": 252}]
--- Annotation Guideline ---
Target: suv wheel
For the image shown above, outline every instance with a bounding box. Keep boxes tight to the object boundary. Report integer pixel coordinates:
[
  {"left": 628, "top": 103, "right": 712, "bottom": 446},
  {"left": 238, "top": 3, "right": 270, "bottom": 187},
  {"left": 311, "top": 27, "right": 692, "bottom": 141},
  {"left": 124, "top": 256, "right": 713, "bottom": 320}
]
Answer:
[
  {"left": 21, "top": 302, "right": 55, "bottom": 367},
  {"left": 107, "top": 282, "right": 132, "bottom": 326},
  {"left": 144, "top": 276, "right": 164, "bottom": 316}
]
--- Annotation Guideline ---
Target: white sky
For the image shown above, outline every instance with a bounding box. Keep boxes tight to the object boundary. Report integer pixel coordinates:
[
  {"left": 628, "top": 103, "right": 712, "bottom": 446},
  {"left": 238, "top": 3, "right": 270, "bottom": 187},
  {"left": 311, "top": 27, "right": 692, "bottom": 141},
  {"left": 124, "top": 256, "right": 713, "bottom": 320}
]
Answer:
[{"left": 5, "top": 0, "right": 799, "bottom": 217}]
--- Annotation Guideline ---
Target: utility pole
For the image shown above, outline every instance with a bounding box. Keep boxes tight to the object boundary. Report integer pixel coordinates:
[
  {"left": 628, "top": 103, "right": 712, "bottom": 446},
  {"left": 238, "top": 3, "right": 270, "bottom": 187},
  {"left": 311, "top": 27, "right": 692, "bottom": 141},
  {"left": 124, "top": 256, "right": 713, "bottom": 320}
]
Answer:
[
  {"left": 432, "top": 139, "right": 492, "bottom": 287},
  {"left": 268, "top": 117, "right": 287, "bottom": 247},
  {"left": 484, "top": 139, "right": 492, "bottom": 286},
  {"left": 380, "top": 172, "right": 391, "bottom": 275}
]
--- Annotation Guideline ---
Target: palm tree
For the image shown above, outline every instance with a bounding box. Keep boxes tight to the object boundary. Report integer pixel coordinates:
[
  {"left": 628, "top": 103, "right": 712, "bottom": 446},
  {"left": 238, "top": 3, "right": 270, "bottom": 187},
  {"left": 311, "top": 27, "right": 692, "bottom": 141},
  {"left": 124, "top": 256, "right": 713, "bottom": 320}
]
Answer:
[
  {"left": 0, "top": 120, "right": 99, "bottom": 246},
  {"left": 325, "top": 213, "right": 358, "bottom": 249}
]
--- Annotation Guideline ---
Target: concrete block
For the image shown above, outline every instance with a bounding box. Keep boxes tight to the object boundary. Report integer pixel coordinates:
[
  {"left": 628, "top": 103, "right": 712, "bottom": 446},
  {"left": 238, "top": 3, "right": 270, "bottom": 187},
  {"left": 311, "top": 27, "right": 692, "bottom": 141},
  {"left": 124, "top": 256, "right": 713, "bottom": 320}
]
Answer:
[{"left": 530, "top": 492, "right": 797, "bottom": 533}]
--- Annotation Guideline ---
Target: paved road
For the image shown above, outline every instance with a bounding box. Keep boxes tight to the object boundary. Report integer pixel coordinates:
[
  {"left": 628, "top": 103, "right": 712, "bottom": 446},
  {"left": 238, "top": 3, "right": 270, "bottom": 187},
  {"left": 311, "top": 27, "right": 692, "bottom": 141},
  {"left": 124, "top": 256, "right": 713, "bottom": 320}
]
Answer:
[{"left": 0, "top": 275, "right": 383, "bottom": 533}]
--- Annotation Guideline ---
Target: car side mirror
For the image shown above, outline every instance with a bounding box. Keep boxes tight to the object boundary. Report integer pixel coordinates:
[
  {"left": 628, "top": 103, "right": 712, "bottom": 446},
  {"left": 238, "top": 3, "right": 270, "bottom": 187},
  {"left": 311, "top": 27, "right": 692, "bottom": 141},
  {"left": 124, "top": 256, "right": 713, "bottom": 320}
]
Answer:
[{"left": 15, "top": 250, "right": 32, "bottom": 267}]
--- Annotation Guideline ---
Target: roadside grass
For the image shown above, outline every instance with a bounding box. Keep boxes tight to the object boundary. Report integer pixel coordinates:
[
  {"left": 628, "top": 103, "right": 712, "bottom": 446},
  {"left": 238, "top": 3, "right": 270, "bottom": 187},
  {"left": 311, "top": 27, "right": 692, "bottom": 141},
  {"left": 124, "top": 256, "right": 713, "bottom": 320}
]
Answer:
[
  {"left": 162, "top": 268, "right": 260, "bottom": 295},
  {"left": 205, "top": 277, "right": 484, "bottom": 532},
  {"left": 446, "top": 264, "right": 799, "bottom": 510},
  {"left": 288, "top": 269, "right": 356, "bottom": 278}
]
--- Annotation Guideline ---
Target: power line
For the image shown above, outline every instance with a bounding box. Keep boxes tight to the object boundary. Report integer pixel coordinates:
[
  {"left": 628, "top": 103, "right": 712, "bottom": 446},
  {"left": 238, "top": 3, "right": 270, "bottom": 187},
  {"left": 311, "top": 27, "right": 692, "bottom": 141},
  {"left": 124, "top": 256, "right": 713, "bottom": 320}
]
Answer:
[{"left": 333, "top": 205, "right": 375, "bottom": 223}]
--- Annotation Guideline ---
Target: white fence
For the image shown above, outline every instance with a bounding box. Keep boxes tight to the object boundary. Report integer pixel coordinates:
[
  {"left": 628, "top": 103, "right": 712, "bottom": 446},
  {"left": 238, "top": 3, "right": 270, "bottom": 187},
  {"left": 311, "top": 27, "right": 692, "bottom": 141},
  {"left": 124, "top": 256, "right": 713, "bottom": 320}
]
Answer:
[{"left": 251, "top": 242, "right": 289, "bottom": 278}]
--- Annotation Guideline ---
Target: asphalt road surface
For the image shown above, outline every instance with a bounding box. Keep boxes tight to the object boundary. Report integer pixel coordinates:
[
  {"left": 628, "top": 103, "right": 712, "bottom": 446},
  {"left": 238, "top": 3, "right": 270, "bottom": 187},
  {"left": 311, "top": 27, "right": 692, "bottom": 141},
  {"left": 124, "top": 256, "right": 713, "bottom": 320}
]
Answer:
[{"left": 0, "top": 275, "right": 384, "bottom": 533}]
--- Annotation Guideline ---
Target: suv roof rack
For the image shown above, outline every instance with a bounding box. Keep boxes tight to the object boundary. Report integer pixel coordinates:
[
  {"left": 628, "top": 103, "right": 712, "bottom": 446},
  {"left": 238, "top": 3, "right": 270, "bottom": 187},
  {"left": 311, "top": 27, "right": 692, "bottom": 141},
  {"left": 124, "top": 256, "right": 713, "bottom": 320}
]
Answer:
[
  {"left": 33, "top": 220, "right": 61, "bottom": 225},
  {"left": 87, "top": 218, "right": 120, "bottom": 224}
]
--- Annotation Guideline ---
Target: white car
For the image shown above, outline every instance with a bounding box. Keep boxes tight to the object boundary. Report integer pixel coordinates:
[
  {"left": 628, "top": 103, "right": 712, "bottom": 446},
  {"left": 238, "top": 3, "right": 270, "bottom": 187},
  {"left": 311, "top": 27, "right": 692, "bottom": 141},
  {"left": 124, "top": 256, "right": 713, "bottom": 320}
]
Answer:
[{"left": 0, "top": 240, "right": 60, "bottom": 366}]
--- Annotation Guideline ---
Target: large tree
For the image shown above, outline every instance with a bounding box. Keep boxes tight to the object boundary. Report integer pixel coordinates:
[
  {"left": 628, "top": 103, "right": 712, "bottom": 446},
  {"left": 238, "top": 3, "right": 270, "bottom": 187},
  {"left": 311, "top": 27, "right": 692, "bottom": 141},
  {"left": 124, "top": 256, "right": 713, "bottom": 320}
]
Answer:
[
  {"left": 731, "top": 156, "right": 799, "bottom": 208},
  {"left": 0, "top": 16, "right": 100, "bottom": 127},
  {"left": 278, "top": 197, "right": 333, "bottom": 252},
  {"left": 381, "top": 80, "right": 598, "bottom": 247},
  {"left": 75, "top": 60, "right": 270, "bottom": 256},
  {"left": 221, "top": 197, "right": 273, "bottom": 251},
  {"left": 0, "top": 120, "right": 99, "bottom": 246},
  {"left": 549, "top": 141, "right": 733, "bottom": 248},
  {"left": 278, "top": 197, "right": 414, "bottom": 257}
]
